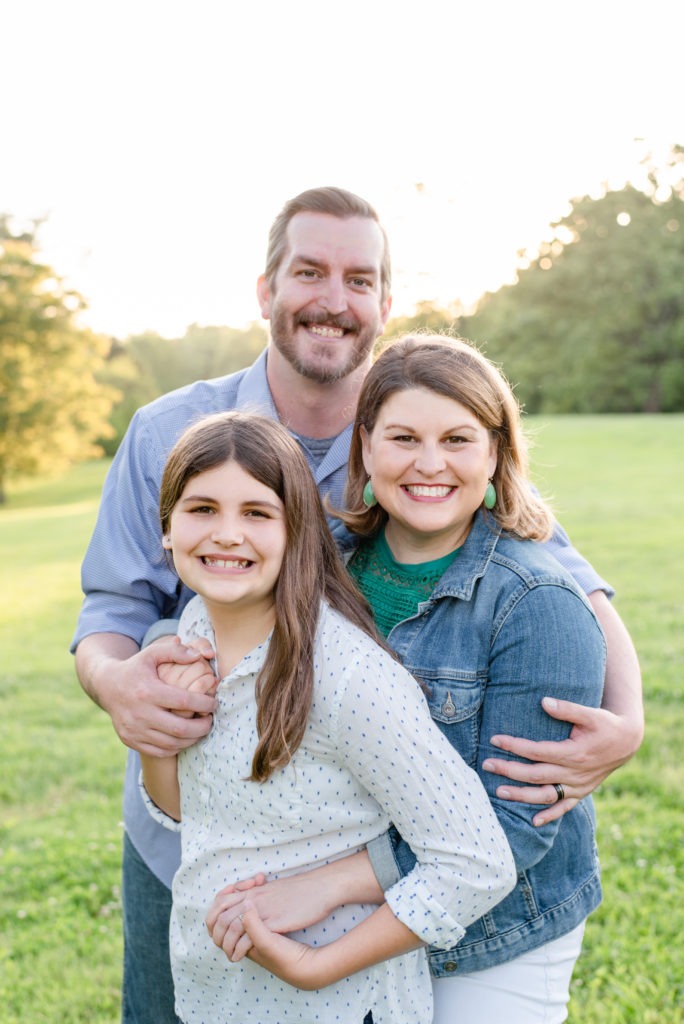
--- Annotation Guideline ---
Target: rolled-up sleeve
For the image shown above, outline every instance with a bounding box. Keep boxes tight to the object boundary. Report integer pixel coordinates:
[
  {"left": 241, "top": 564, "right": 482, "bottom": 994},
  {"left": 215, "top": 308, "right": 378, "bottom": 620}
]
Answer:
[
  {"left": 542, "top": 518, "right": 614, "bottom": 598},
  {"left": 335, "top": 652, "right": 516, "bottom": 949},
  {"left": 138, "top": 771, "right": 182, "bottom": 833}
]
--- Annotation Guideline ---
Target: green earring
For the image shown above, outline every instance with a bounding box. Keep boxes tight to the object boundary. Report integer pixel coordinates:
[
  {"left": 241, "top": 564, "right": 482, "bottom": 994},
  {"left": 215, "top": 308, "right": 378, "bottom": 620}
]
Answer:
[
  {"left": 362, "top": 478, "right": 377, "bottom": 508},
  {"left": 484, "top": 480, "right": 496, "bottom": 510}
]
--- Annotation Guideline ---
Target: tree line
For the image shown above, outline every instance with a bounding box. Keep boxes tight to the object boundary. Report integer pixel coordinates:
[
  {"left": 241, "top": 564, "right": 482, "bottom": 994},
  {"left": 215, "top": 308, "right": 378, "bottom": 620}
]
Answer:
[{"left": 1, "top": 145, "right": 682, "bottom": 496}]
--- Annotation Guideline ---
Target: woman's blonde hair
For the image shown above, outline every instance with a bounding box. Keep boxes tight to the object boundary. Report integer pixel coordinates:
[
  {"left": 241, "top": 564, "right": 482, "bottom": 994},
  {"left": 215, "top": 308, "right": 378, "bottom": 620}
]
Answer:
[
  {"left": 160, "top": 410, "right": 384, "bottom": 782},
  {"left": 338, "top": 333, "right": 553, "bottom": 542}
]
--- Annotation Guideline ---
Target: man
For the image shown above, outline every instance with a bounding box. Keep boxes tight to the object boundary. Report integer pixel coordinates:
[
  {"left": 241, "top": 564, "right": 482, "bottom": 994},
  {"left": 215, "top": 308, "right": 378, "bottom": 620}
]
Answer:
[{"left": 73, "top": 187, "right": 643, "bottom": 1024}]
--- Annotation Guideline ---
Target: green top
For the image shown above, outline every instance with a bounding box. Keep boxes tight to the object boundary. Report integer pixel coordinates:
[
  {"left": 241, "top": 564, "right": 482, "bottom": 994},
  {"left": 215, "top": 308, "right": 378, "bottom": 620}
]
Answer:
[{"left": 348, "top": 531, "right": 461, "bottom": 638}]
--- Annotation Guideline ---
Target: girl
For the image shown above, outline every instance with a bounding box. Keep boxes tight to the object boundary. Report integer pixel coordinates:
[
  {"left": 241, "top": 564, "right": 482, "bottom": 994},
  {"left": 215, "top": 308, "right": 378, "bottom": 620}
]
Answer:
[{"left": 140, "top": 409, "right": 514, "bottom": 1024}]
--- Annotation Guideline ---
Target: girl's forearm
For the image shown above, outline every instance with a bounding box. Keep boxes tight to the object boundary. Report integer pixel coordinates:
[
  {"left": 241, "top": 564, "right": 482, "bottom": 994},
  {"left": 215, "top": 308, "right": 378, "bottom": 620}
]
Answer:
[
  {"left": 140, "top": 752, "right": 181, "bottom": 821},
  {"left": 312, "top": 903, "right": 423, "bottom": 986},
  {"left": 243, "top": 900, "right": 423, "bottom": 991}
]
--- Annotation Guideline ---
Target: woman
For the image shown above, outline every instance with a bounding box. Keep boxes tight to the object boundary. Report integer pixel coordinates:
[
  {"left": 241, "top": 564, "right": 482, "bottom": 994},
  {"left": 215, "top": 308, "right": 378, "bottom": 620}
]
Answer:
[
  {"left": 140, "top": 409, "right": 514, "bottom": 1024},
  {"left": 209, "top": 336, "right": 606, "bottom": 1024}
]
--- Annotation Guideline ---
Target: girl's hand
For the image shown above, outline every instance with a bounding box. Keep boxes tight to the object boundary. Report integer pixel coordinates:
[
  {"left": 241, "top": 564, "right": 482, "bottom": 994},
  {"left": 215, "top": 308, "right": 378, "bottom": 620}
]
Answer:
[
  {"left": 157, "top": 637, "right": 218, "bottom": 718},
  {"left": 206, "top": 875, "right": 265, "bottom": 961},
  {"left": 237, "top": 901, "right": 327, "bottom": 991}
]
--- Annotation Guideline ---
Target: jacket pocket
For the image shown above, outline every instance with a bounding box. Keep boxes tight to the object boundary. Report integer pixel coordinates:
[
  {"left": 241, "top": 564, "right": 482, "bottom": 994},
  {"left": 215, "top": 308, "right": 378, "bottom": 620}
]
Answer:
[{"left": 420, "top": 676, "right": 484, "bottom": 768}]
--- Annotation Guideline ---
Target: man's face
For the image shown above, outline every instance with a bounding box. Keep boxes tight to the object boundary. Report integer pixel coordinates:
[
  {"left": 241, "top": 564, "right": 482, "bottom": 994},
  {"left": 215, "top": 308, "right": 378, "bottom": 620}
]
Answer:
[{"left": 258, "top": 212, "right": 391, "bottom": 384}]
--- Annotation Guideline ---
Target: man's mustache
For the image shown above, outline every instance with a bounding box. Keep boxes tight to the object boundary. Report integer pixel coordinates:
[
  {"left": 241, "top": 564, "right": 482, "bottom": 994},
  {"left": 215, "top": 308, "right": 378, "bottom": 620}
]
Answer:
[{"left": 295, "top": 310, "right": 361, "bottom": 333}]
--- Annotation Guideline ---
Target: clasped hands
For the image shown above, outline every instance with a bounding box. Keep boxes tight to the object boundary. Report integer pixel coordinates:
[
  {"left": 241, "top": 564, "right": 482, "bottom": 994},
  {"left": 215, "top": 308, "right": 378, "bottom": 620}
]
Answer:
[{"left": 205, "top": 873, "right": 337, "bottom": 989}]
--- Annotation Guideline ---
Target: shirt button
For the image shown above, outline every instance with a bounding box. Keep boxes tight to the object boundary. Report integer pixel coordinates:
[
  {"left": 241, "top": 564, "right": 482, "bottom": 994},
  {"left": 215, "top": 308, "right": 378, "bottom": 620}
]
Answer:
[{"left": 443, "top": 961, "right": 458, "bottom": 972}]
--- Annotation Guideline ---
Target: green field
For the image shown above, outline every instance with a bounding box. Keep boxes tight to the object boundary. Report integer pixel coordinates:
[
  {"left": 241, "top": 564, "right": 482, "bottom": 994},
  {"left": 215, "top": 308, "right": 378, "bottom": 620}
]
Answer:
[{"left": 1, "top": 416, "right": 682, "bottom": 1023}]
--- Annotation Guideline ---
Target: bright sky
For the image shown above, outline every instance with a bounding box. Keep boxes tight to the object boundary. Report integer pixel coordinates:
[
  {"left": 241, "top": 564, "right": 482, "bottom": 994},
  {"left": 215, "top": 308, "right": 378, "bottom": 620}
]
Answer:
[{"left": 3, "top": 0, "right": 682, "bottom": 338}]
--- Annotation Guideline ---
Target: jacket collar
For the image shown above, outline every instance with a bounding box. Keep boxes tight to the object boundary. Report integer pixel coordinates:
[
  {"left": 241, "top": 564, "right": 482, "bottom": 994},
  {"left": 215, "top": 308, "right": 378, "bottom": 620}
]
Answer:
[
  {"left": 428, "top": 510, "right": 501, "bottom": 602},
  {"left": 236, "top": 348, "right": 352, "bottom": 482}
]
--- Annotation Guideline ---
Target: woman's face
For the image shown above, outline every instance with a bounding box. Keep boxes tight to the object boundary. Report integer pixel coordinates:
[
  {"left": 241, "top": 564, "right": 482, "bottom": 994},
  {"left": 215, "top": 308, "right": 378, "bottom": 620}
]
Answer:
[{"left": 361, "top": 387, "right": 497, "bottom": 562}]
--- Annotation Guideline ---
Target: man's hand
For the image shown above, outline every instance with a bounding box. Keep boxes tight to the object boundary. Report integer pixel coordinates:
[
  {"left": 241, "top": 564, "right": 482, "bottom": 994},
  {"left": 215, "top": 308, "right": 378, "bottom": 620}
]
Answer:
[
  {"left": 485, "top": 592, "right": 644, "bottom": 827},
  {"left": 483, "top": 696, "right": 638, "bottom": 826},
  {"left": 75, "top": 632, "right": 217, "bottom": 756}
]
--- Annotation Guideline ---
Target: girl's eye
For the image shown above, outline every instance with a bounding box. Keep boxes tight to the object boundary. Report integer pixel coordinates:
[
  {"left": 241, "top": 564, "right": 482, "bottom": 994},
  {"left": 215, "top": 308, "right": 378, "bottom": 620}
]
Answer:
[{"left": 190, "top": 505, "right": 215, "bottom": 514}]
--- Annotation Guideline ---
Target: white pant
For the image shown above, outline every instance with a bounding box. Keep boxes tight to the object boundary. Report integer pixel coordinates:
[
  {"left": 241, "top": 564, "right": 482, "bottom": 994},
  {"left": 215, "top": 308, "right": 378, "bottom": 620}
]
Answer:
[{"left": 431, "top": 922, "right": 586, "bottom": 1024}]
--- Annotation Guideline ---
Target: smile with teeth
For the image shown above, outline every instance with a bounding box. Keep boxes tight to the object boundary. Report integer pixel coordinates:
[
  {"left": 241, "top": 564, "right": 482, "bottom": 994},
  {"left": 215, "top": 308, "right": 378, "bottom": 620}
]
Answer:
[
  {"left": 201, "top": 556, "right": 253, "bottom": 569},
  {"left": 403, "top": 485, "right": 455, "bottom": 498},
  {"left": 308, "top": 324, "right": 345, "bottom": 339}
]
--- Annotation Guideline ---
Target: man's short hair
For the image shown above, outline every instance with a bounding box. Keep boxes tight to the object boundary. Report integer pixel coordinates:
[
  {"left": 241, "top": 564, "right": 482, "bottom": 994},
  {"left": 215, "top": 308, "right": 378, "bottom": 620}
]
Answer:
[{"left": 265, "top": 186, "right": 391, "bottom": 302}]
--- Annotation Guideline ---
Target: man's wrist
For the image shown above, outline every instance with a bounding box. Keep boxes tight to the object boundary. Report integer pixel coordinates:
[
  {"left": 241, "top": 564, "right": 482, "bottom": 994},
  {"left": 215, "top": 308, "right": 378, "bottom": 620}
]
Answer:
[
  {"left": 142, "top": 618, "right": 180, "bottom": 648},
  {"left": 615, "top": 711, "right": 645, "bottom": 761}
]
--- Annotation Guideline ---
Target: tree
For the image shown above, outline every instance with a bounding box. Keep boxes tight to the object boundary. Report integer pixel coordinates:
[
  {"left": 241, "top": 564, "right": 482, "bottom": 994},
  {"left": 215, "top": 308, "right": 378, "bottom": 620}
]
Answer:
[
  {"left": 0, "top": 218, "right": 118, "bottom": 502},
  {"left": 98, "top": 322, "right": 268, "bottom": 454},
  {"left": 383, "top": 301, "right": 462, "bottom": 348},
  {"left": 464, "top": 145, "right": 684, "bottom": 412}
]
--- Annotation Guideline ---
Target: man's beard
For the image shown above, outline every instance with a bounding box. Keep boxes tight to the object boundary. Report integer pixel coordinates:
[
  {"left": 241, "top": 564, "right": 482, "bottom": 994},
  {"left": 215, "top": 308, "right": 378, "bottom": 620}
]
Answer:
[{"left": 269, "top": 306, "right": 378, "bottom": 384}]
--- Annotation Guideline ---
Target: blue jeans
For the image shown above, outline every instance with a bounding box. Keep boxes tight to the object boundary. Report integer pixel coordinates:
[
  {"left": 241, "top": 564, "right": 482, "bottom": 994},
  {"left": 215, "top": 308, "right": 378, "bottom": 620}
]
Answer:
[{"left": 121, "top": 832, "right": 180, "bottom": 1024}]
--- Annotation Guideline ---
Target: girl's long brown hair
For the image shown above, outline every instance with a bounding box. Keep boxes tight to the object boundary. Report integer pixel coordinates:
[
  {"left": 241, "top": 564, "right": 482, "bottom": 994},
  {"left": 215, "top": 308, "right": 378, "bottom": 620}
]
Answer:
[{"left": 160, "top": 410, "right": 385, "bottom": 782}]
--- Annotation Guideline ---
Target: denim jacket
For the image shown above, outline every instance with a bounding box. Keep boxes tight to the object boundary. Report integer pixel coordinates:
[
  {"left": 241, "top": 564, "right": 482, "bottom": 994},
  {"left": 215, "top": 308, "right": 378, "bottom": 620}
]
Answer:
[{"left": 366, "top": 510, "right": 606, "bottom": 975}]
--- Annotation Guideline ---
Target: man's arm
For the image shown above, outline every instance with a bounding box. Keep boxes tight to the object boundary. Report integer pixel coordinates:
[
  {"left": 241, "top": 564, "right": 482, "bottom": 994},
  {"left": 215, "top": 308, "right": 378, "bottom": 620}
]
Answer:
[
  {"left": 483, "top": 592, "right": 643, "bottom": 826},
  {"left": 75, "top": 632, "right": 215, "bottom": 757},
  {"left": 139, "top": 652, "right": 218, "bottom": 819}
]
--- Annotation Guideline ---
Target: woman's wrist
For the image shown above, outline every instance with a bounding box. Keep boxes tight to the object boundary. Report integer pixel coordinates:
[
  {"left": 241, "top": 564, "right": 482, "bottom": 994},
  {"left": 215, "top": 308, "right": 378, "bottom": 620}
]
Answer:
[{"left": 317, "top": 850, "right": 385, "bottom": 910}]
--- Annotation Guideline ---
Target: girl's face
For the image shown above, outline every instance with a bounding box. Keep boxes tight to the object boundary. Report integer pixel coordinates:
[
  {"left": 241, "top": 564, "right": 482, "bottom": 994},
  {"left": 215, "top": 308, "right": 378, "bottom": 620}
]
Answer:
[
  {"left": 164, "top": 459, "right": 287, "bottom": 619},
  {"left": 361, "top": 387, "right": 497, "bottom": 562}
]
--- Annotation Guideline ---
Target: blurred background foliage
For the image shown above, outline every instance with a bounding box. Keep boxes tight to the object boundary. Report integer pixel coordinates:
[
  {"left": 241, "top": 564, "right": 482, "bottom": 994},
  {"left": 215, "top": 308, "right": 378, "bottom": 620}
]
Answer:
[{"left": 1, "top": 144, "right": 683, "bottom": 498}]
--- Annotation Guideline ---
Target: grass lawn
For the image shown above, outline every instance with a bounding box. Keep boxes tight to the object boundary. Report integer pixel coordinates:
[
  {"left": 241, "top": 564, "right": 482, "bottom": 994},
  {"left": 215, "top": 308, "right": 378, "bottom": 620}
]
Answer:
[{"left": 0, "top": 415, "right": 682, "bottom": 1022}]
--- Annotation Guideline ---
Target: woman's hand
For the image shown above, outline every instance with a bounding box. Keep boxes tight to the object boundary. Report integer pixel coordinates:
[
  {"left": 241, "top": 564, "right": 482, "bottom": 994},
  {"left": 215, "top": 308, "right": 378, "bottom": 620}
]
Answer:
[
  {"left": 205, "top": 852, "right": 383, "bottom": 952},
  {"left": 206, "top": 872, "right": 338, "bottom": 965}
]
